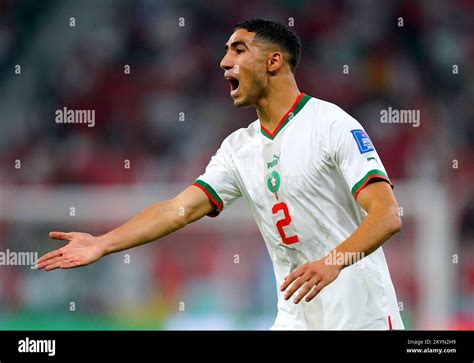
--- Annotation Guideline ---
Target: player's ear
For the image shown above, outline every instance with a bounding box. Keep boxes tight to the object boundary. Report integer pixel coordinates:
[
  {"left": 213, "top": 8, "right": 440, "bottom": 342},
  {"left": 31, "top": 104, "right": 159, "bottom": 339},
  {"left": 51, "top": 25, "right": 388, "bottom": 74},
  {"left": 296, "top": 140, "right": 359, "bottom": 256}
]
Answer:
[{"left": 267, "top": 51, "right": 284, "bottom": 73}]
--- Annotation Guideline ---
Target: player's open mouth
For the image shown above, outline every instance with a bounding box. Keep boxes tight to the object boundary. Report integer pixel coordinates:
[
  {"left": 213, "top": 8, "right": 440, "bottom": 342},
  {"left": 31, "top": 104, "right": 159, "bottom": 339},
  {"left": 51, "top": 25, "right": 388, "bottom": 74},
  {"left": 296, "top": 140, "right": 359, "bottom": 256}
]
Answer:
[{"left": 226, "top": 76, "right": 240, "bottom": 97}]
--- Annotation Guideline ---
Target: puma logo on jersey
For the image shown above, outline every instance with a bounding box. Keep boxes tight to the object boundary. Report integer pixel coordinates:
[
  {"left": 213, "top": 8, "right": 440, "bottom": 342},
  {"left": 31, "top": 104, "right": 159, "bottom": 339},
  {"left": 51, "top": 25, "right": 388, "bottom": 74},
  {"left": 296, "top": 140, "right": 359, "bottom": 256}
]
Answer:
[
  {"left": 267, "top": 154, "right": 280, "bottom": 169},
  {"left": 367, "top": 156, "right": 379, "bottom": 164}
]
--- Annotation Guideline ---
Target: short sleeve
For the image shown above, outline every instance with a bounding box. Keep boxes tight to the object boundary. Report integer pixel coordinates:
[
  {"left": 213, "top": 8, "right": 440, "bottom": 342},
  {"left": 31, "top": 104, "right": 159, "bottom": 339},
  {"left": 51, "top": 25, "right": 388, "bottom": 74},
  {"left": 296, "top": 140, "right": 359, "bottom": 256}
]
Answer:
[
  {"left": 193, "top": 141, "right": 241, "bottom": 217},
  {"left": 329, "top": 111, "right": 392, "bottom": 200}
]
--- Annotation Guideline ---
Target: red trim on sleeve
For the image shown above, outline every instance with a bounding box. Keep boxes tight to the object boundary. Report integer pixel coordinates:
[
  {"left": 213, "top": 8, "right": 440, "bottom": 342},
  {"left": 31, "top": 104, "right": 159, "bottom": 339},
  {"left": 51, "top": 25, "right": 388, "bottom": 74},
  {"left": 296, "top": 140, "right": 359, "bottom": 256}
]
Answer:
[
  {"left": 192, "top": 182, "right": 223, "bottom": 216},
  {"left": 353, "top": 175, "right": 392, "bottom": 200},
  {"left": 388, "top": 315, "right": 393, "bottom": 330}
]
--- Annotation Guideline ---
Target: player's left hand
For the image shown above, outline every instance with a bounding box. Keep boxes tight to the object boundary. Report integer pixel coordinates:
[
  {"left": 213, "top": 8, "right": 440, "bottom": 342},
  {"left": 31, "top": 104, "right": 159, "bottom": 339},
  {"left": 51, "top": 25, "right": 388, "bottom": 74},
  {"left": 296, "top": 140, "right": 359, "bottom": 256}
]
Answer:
[{"left": 280, "top": 258, "right": 342, "bottom": 304}]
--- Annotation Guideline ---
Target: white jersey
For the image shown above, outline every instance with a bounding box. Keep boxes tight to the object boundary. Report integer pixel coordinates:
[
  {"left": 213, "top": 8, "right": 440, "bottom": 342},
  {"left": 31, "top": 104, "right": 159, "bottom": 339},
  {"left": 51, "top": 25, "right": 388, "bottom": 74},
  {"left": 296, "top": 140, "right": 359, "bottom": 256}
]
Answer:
[{"left": 193, "top": 93, "right": 404, "bottom": 330}]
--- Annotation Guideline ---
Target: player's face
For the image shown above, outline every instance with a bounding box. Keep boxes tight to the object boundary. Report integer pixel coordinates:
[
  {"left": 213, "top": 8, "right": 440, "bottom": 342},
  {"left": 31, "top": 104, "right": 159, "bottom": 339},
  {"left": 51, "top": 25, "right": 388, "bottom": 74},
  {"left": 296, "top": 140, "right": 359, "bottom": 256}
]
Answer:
[{"left": 220, "top": 29, "right": 268, "bottom": 108}]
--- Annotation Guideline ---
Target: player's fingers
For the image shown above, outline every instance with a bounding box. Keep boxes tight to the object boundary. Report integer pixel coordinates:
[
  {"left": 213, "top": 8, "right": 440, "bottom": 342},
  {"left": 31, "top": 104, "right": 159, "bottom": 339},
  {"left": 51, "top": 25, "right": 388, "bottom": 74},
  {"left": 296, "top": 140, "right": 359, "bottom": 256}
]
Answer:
[
  {"left": 280, "top": 267, "right": 306, "bottom": 291},
  {"left": 284, "top": 273, "right": 310, "bottom": 300},
  {"left": 44, "top": 262, "right": 62, "bottom": 271},
  {"left": 37, "top": 249, "right": 64, "bottom": 267},
  {"left": 37, "top": 255, "right": 64, "bottom": 270},
  {"left": 44, "top": 256, "right": 71, "bottom": 271},
  {"left": 49, "top": 231, "right": 73, "bottom": 241},
  {"left": 305, "top": 280, "right": 325, "bottom": 302},
  {"left": 293, "top": 277, "right": 320, "bottom": 304},
  {"left": 284, "top": 264, "right": 307, "bottom": 281},
  {"left": 60, "top": 259, "right": 80, "bottom": 269}
]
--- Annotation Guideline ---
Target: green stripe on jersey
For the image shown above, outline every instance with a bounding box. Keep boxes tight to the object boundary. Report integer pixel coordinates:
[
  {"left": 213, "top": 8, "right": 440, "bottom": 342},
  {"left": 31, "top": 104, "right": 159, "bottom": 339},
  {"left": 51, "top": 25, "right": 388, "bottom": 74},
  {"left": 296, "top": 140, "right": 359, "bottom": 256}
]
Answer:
[
  {"left": 351, "top": 169, "right": 390, "bottom": 196},
  {"left": 194, "top": 179, "right": 223, "bottom": 209}
]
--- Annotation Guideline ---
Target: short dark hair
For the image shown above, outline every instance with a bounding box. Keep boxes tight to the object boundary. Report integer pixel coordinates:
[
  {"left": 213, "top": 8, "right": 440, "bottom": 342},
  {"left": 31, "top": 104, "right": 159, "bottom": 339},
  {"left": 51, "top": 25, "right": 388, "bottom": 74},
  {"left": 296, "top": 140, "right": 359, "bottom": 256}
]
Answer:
[{"left": 234, "top": 19, "right": 301, "bottom": 73}]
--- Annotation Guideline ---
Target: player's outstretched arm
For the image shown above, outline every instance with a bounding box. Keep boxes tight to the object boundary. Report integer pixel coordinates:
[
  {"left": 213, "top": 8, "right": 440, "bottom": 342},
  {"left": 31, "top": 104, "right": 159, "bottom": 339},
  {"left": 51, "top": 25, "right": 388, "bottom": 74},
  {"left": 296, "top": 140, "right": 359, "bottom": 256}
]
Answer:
[
  {"left": 37, "top": 185, "right": 215, "bottom": 271},
  {"left": 280, "top": 181, "right": 402, "bottom": 304}
]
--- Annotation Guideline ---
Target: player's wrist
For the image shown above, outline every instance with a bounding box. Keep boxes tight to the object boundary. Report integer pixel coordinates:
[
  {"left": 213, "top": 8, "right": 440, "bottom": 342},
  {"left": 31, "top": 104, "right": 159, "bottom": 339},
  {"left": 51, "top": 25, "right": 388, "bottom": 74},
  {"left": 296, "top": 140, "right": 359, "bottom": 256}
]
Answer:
[
  {"left": 322, "top": 251, "right": 347, "bottom": 272},
  {"left": 94, "top": 234, "right": 113, "bottom": 257}
]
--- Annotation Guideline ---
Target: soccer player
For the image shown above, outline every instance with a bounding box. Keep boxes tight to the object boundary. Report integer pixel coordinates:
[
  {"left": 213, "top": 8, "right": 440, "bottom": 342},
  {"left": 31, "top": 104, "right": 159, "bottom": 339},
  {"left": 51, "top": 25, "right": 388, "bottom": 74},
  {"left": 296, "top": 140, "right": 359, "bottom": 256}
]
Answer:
[{"left": 37, "top": 19, "right": 404, "bottom": 330}]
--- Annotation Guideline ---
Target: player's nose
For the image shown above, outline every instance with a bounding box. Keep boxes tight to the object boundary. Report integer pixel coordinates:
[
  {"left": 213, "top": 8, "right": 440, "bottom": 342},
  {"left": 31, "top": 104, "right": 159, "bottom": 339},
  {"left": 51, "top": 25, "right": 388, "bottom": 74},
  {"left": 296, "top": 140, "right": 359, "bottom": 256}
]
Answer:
[{"left": 220, "top": 53, "right": 233, "bottom": 71}]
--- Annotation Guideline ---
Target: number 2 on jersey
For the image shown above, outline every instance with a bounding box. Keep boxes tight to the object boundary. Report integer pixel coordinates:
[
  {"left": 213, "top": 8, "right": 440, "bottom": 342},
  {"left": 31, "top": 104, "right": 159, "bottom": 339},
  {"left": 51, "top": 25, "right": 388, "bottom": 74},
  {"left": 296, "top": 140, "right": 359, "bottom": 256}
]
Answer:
[{"left": 272, "top": 202, "right": 299, "bottom": 245}]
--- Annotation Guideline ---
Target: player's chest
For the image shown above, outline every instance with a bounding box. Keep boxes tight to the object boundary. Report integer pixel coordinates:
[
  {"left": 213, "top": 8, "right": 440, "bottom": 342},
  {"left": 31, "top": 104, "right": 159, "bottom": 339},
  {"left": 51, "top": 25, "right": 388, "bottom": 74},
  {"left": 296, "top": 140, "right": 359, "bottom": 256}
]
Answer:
[{"left": 233, "top": 129, "right": 333, "bottom": 207}]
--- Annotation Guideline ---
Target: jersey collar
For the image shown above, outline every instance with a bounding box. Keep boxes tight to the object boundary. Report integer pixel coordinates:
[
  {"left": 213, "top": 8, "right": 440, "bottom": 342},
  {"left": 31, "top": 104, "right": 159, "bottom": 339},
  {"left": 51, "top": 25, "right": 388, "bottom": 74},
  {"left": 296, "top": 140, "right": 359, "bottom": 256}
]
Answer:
[{"left": 260, "top": 93, "right": 312, "bottom": 140}]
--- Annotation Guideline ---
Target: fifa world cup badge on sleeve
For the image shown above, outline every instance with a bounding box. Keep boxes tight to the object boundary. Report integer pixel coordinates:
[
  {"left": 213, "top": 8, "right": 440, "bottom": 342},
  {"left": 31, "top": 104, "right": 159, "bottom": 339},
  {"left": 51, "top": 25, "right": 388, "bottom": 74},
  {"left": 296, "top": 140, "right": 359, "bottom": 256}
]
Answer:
[{"left": 351, "top": 129, "right": 374, "bottom": 154}]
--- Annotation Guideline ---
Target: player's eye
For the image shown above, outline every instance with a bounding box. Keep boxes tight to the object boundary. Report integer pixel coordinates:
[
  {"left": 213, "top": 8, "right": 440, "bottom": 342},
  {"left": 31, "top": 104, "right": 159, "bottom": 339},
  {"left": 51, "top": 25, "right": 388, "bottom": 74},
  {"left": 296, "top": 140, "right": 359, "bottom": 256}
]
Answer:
[{"left": 236, "top": 48, "right": 244, "bottom": 54}]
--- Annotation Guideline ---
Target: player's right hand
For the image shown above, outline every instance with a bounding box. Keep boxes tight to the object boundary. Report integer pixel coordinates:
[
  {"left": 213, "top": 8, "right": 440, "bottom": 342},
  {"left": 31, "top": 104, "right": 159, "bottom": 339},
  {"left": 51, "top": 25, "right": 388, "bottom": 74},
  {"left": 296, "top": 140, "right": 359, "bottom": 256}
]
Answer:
[{"left": 37, "top": 231, "right": 105, "bottom": 271}]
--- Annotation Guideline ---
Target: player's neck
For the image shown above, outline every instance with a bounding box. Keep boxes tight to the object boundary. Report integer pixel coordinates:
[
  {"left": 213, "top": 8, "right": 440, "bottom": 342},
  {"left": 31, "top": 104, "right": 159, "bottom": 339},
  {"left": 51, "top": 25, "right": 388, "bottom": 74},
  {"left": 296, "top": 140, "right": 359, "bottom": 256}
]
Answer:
[{"left": 256, "top": 78, "right": 301, "bottom": 134}]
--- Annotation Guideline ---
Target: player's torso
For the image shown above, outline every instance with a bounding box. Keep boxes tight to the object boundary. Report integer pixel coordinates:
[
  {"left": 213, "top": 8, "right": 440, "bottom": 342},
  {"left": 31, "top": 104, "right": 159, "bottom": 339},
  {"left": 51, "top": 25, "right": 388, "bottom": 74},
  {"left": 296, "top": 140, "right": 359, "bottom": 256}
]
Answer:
[
  {"left": 223, "top": 96, "right": 403, "bottom": 329},
  {"left": 227, "top": 97, "right": 363, "bottom": 277}
]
